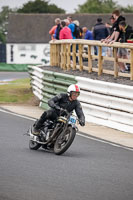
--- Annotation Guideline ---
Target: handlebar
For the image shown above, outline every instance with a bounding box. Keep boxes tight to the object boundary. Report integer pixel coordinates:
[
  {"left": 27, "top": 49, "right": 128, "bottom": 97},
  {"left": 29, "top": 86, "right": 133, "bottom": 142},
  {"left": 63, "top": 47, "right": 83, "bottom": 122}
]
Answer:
[{"left": 59, "top": 108, "right": 69, "bottom": 116}]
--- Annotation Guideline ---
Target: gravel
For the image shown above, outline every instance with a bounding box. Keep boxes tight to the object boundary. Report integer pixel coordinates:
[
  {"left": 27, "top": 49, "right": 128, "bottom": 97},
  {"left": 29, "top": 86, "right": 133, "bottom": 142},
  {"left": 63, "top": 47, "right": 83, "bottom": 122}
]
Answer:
[{"left": 41, "top": 62, "right": 133, "bottom": 86}]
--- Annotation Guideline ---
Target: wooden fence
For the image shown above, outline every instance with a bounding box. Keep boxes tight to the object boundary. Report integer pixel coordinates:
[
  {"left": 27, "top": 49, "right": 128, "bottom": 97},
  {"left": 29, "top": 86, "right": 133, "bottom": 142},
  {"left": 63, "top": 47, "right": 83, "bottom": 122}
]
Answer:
[{"left": 50, "top": 39, "right": 133, "bottom": 80}]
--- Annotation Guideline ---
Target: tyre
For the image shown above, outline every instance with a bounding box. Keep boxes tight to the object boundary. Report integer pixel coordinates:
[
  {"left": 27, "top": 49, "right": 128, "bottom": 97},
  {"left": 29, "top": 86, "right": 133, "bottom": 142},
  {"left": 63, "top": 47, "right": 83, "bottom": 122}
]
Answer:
[
  {"left": 29, "top": 140, "right": 41, "bottom": 150},
  {"left": 54, "top": 126, "right": 76, "bottom": 155}
]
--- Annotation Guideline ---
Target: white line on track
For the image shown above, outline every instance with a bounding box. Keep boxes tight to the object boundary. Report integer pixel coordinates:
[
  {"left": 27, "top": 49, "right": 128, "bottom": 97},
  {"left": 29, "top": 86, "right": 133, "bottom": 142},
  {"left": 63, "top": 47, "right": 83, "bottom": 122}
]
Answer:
[
  {"left": 77, "top": 133, "right": 133, "bottom": 152},
  {"left": 1, "top": 108, "right": 133, "bottom": 152},
  {"left": 0, "top": 108, "right": 35, "bottom": 121}
]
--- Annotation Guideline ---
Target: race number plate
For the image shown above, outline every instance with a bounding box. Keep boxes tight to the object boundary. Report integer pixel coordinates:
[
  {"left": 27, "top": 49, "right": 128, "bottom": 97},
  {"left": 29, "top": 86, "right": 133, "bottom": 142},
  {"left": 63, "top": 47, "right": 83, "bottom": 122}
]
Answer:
[{"left": 69, "top": 115, "right": 76, "bottom": 124}]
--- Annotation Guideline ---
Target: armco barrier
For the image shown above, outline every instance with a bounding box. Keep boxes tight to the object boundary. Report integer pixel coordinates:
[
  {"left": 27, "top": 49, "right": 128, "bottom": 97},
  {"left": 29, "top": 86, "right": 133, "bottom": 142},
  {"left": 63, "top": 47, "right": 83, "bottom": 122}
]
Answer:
[
  {"left": 28, "top": 65, "right": 133, "bottom": 134},
  {"left": 76, "top": 77, "right": 133, "bottom": 133},
  {"left": 28, "top": 65, "right": 76, "bottom": 110},
  {"left": 0, "top": 63, "right": 28, "bottom": 71}
]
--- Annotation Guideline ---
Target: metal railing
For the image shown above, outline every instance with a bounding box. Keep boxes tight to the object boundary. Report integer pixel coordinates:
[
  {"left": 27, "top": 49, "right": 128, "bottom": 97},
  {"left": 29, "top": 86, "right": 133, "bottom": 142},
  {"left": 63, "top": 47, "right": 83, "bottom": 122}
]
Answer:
[{"left": 50, "top": 39, "right": 133, "bottom": 80}]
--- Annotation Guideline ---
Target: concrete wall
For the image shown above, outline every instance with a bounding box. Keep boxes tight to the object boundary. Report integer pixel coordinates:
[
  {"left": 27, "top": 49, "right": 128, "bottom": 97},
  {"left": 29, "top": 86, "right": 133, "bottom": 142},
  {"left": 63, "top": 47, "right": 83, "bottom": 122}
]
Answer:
[
  {"left": 7, "top": 13, "right": 133, "bottom": 43},
  {"left": 46, "top": 13, "right": 133, "bottom": 41}
]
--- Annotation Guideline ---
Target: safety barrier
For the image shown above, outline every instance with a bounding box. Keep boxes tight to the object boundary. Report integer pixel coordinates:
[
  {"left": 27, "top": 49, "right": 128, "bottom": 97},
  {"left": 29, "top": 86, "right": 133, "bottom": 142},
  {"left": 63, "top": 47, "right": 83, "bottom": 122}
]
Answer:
[
  {"left": 0, "top": 63, "right": 28, "bottom": 71},
  {"left": 28, "top": 65, "right": 76, "bottom": 110},
  {"left": 76, "top": 77, "right": 133, "bottom": 133},
  {"left": 28, "top": 65, "right": 133, "bottom": 134},
  {"left": 50, "top": 39, "right": 133, "bottom": 80}
]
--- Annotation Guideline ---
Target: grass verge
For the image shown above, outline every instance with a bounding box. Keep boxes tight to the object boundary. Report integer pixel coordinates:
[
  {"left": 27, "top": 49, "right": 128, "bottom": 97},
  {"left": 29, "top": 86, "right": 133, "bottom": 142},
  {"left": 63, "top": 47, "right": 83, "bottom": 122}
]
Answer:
[{"left": 0, "top": 78, "right": 37, "bottom": 104}]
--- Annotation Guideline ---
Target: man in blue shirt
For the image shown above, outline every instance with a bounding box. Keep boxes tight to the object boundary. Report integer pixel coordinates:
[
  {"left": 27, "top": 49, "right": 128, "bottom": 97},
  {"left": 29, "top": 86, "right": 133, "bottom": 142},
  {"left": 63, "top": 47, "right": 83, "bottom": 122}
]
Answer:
[{"left": 82, "top": 27, "right": 93, "bottom": 40}]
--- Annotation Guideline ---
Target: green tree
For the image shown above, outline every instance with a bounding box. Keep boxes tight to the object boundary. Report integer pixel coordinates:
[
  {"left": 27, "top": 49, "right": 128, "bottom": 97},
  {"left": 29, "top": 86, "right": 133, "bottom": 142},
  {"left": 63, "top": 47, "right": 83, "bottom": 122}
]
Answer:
[
  {"left": 75, "top": 0, "right": 118, "bottom": 13},
  {"left": 120, "top": 5, "right": 133, "bottom": 13},
  {"left": 48, "top": 4, "right": 65, "bottom": 13},
  {"left": 17, "top": 0, "right": 65, "bottom": 13},
  {"left": 0, "top": 6, "right": 13, "bottom": 43}
]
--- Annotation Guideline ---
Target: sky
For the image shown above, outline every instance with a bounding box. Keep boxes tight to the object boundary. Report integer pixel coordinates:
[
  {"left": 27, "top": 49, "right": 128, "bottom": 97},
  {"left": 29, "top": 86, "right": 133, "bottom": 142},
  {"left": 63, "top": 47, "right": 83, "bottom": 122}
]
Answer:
[{"left": 0, "top": 0, "right": 133, "bottom": 13}]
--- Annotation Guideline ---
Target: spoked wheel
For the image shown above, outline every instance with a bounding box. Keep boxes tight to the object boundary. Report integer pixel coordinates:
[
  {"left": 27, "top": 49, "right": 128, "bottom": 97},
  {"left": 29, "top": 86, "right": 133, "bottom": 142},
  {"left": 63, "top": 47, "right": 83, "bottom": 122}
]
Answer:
[
  {"left": 54, "top": 126, "right": 76, "bottom": 155},
  {"left": 29, "top": 140, "right": 41, "bottom": 150}
]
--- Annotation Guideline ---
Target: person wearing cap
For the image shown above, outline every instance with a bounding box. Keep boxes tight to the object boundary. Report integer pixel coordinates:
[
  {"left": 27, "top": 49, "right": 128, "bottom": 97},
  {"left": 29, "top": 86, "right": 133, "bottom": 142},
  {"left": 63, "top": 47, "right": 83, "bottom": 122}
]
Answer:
[{"left": 73, "top": 20, "right": 83, "bottom": 39}]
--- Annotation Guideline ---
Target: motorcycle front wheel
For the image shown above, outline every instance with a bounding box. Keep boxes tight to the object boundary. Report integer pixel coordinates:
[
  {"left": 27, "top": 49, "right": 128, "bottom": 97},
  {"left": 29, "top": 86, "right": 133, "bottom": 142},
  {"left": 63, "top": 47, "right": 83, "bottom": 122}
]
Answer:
[
  {"left": 54, "top": 126, "right": 76, "bottom": 155},
  {"left": 29, "top": 140, "right": 41, "bottom": 150}
]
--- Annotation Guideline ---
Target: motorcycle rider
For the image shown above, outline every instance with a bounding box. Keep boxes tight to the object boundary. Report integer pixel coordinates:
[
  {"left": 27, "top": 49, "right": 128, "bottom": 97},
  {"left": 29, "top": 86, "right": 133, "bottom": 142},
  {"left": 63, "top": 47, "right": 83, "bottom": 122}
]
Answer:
[{"left": 32, "top": 84, "right": 85, "bottom": 135}]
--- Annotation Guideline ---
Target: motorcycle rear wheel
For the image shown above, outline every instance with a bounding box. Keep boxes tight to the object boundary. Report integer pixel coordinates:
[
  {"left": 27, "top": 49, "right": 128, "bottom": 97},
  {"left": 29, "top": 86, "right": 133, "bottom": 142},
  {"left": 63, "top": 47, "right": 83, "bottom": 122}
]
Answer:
[
  {"left": 29, "top": 140, "right": 41, "bottom": 150},
  {"left": 54, "top": 126, "right": 76, "bottom": 155}
]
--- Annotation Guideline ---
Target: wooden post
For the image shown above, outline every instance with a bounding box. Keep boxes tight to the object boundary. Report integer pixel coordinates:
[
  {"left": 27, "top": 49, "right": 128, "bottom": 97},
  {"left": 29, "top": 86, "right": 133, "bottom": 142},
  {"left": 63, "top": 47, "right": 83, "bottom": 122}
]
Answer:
[
  {"left": 88, "top": 45, "right": 92, "bottom": 73},
  {"left": 62, "top": 44, "right": 67, "bottom": 70},
  {"left": 67, "top": 44, "right": 71, "bottom": 70},
  {"left": 79, "top": 44, "right": 83, "bottom": 71},
  {"left": 98, "top": 46, "right": 103, "bottom": 75},
  {"left": 130, "top": 49, "right": 133, "bottom": 80},
  {"left": 53, "top": 44, "right": 56, "bottom": 66},
  {"left": 50, "top": 43, "right": 53, "bottom": 66},
  {"left": 55, "top": 44, "right": 59, "bottom": 66},
  {"left": 50, "top": 44, "right": 56, "bottom": 66},
  {"left": 54, "top": 44, "right": 57, "bottom": 66},
  {"left": 72, "top": 44, "right": 76, "bottom": 70},
  {"left": 58, "top": 44, "right": 61, "bottom": 67},
  {"left": 113, "top": 47, "right": 118, "bottom": 77},
  {"left": 60, "top": 44, "right": 64, "bottom": 69}
]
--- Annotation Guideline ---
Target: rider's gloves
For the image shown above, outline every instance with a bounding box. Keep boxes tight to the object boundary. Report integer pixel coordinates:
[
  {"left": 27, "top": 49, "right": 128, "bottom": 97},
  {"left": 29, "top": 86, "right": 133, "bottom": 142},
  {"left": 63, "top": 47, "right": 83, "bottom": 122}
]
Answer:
[
  {"left": 79, "top": 119, "right": 85, "bottom": 126},
  {"left": 54, "top": 105, "right": 61, "bottom": 111}
]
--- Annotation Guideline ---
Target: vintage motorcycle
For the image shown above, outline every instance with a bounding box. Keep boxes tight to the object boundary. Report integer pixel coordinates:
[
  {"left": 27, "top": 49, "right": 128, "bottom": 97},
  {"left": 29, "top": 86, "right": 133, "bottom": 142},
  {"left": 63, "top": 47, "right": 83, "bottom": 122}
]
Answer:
[{"left": 27, "top": 109, "right": 78, "bottom": 155}]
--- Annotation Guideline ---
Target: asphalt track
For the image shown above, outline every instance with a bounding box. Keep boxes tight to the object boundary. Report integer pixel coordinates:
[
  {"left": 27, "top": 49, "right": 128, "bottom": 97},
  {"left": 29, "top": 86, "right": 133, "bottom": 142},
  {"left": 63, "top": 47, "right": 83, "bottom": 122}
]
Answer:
[
  {"left": 0, "top": 72, "right": 28, "bottom": 82},
  {"left": 0, "top": 110, "right": 133, "bottom": 200}
]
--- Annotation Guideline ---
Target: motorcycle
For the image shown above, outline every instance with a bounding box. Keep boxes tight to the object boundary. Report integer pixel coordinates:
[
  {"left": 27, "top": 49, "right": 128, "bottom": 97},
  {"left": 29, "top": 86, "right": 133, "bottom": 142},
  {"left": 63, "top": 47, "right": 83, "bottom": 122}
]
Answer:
[{"left": 27, "top": 109, "right": 78, "bottom": 155}]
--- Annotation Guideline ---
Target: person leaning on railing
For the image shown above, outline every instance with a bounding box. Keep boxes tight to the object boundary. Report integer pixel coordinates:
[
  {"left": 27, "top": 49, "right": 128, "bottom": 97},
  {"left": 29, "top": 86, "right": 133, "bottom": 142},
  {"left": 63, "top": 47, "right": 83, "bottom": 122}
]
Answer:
[
  {"left": 117, "top": 21, "right": 133, "bottom": 73},
  {"left": 101, "top": 10, "right": 125, "bottom": 44}
]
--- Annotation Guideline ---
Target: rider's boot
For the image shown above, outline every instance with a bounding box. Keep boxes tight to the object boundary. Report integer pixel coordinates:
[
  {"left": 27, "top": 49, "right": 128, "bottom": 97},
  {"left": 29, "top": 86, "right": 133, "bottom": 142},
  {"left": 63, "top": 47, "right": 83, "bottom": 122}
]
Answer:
[
  {"left": 32, "top": 120, "right": 42, "bottom": 136},
  {"left": 32, "top": 126, "right": 40, "bottom": 136},
  {"left": 32, "top": 112, "right": 47, "bottom": 136}
]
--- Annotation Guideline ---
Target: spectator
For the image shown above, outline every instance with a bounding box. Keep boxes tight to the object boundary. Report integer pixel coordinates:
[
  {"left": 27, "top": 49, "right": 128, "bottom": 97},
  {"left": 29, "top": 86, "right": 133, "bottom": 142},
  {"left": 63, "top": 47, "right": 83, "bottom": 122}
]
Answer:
[
  {"left": 67, "top": 17, "right": 80, "bottom": 62},
  {"left": 103, "top": 10, "right": 125, "bottom": 44},
  {"left": 105, "top": 16, "right": 116, "bottom": 56},
  {"left": 64, "top": 19, "right": 70, "bottom": 26},
  {"left": 67, "top": 16, "right": 76, "bottom": 39},
  {"left": 105, "top": 16, "right": 116, "bottom": 35},
  {"left": 59, "top": 21, "right": 72, "bottom": 40},
  {"left": 93, "top": 18, "right": 109, "bottom": 56},
  {"left": 82, "top": 27, "right": 94, "bottom": 55},
  {"left": 117, "top": 21, "right": 133, "bottom": 72},
  {"left": 54, "top": 18, "right": 62, "bottom": 40},
  {"left": 49, "top": 18, "right": 60, "bottom": 40},
  {"left": 119, "top": 21, "right": 133, "bottom": 43},
  {"left": 67, "top": 16, "right": 73, "bottom": 24},
  {"left": 73, "top": 20, "right": 83, "bottom": 39},
  {"left": 82, "top": 27, "right": 93, "bottom": 40}
]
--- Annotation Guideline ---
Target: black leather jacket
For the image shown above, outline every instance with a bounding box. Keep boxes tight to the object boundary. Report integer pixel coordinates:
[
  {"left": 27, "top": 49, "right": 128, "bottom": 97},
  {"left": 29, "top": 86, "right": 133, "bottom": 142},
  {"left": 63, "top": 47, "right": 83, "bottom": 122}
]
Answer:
[{"left": 48, "top": 93, "right": 85, "bottom": 123}]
